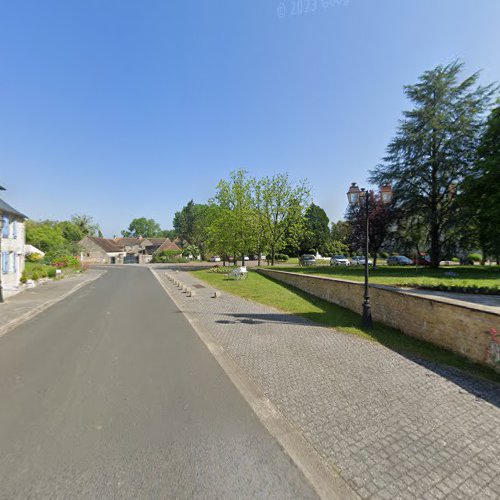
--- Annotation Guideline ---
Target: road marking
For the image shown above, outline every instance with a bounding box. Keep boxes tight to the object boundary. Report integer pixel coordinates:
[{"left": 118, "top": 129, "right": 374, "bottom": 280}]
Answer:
[{"left": 150, "top": 267, "right": 359, "bottom": 500}]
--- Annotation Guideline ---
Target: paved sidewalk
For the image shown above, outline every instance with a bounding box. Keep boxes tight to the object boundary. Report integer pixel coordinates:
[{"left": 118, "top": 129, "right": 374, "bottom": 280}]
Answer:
[
  {"left": 0, "top": 269, "right": 105, "bottom": 337},
  {"left": 154, "top": 267, "right": 500, "bottom": 500}
]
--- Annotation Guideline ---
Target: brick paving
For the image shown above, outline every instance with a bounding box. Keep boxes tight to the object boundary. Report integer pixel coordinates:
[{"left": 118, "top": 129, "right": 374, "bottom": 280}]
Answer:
[{"left": 154, "top": 267, "right": 500, "bottom": 500}]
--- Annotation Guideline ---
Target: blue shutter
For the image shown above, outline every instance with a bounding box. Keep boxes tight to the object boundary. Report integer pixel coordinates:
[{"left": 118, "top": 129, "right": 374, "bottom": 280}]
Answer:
[
  {"left": 2, "top": 216, "right": 8, "bottom": 238},
  {"left": 2, "top": 252, "right": 8, "bottom": 274}
]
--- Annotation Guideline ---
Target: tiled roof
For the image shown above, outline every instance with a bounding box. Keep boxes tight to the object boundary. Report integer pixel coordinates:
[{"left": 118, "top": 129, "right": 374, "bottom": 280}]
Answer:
[
  {"left": 0, "top": 198, "right": 27, "bottom": 219},
  {"left": 88, "top": 237, "right": 124, "bottom": 252},
  {"left": 114, "top": 237, "right": 142, "bottom": 246},
  {"left": 147, "top": 238, "right": 168, "bottom": 245},
  {"left": 156, "top": 238, "right": 181, "bottom": 253}
]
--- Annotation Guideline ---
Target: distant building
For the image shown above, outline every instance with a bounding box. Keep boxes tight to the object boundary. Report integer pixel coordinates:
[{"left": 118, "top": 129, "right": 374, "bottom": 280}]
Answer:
[
  {"left": 25, "top": 244, "right": 45, "bottom": 257},
  {"left": 78, "top": 236, "right": 182, "bottom": 265},
  {"left": 0, "top": 197, "right": 27, "bottom": 298}
]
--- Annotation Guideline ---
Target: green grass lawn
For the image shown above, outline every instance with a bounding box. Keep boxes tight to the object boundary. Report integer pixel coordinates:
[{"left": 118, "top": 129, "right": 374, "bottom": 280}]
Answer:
[
  {"left": 191, "top": 269, "right": 500, "bottom": 384},
  {"left": 271, "top": 264, "right": 500, "bottom": 292}
]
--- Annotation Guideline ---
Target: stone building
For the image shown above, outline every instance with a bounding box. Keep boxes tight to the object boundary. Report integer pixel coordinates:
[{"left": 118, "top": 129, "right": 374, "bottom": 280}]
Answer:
[
  {"left": 0, "top": 196, "right": 27, "bottom": 299},
  {"left": 79, "top": 237, "right": 126, "bottom": 264},
  {"left": 78, "top": 236, "right": 182, "bottom": 265}
]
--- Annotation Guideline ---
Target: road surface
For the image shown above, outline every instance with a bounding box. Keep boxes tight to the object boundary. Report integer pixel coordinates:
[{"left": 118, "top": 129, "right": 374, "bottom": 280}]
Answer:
[{"left": 0, "top": 266, "right": 316, "bottom": 499}]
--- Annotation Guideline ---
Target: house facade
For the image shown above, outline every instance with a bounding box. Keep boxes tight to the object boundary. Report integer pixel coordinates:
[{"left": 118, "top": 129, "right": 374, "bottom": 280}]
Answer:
[
  {"left": 0, "top": 197, "right": 27, "bottom": 299},
  {"left": 79, "top": 236, "right": 126, "bottom": 264}
]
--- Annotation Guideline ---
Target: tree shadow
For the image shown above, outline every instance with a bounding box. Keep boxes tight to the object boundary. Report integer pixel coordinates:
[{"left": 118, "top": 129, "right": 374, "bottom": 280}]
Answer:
[{"left": 215, "top": 275, "right": 500, "bottom": 408}]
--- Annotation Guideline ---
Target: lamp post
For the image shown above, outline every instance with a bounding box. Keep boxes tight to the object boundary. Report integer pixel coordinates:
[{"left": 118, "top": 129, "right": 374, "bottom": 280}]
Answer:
[
  {"left": 0, "top": 185, "right": 5, "bottom": 303},
  {"left": 347, "top": 182, "right": 393, "bottom": 328}
]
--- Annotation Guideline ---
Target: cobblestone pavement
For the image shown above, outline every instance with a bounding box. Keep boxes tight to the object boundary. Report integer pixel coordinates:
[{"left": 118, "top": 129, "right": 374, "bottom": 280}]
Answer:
[{"left": 153, "top": 267, "right": 500, "bottom": 500}]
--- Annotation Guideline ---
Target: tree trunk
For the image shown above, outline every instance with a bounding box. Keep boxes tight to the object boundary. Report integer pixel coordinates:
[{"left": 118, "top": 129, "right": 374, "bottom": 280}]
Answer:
[
  {"left": 480, "top": 246, "right": 487, "bottom": 266},
  {"left": 271, "top": 245, "right": 275, "bottom": 266},
  {"left": 430, "top": 221, "right": 440, "bottom": 268}
]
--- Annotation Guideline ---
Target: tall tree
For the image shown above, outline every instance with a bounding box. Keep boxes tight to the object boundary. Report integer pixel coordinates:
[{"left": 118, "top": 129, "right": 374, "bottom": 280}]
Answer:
[
  {"left": 71, "top": 214, "right": 100, "bottom": 237},
  {"left": 462, "top": 105, "right": 500, "bottom": 262},
  {"left": 259, "top": 174, "right": 310, "bottom": 265},
  {"left": 210, "top": 171, "right": 256, "bottom": 265},
  {"left": 121, "top": 217, "right": 162, "bottom": 238},
  {"left": 300, "top": 203, "right": 330, "bottom": 254},
  {"left": 370, "top": 61, "right": 496, "bottom": 267},
  {"left": 345, "top": 192, "right": 397, "bottom": 266},
  {"left": 173, "top": 201, "right": 211, "bottom": 258}
]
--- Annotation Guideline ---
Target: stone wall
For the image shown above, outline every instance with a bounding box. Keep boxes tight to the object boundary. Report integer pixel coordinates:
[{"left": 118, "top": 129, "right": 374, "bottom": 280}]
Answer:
[
  {"left": 79, "top": 237, "right": 114, "bottom": 264},
  {"left": 258, "top": 269, "right": 500, "bottom": 372}
]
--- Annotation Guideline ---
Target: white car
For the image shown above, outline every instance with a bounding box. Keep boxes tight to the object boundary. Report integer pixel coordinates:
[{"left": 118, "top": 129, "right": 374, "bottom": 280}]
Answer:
[
  {"left": 330, "top": 255, "right": 351, "bottom": 266},
  {"left": 351, "top": 256, "right": 373, "bottom": 266},
  {"left": 209, "top": 256, "right": 221, "bottom": 262}
]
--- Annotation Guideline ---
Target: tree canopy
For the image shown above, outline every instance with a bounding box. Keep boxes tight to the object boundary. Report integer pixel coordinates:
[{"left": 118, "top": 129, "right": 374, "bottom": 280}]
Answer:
[
  {"left": 370, "top": 61, "right": 497, "bottom": 266},
  {"left": 121, "top": 218, "right": 163, "bottom": 238}
]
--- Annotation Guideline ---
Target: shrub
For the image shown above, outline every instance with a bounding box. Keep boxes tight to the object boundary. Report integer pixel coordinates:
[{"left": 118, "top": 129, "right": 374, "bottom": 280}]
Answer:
[
  {"left": 152, "top": 249, "right": 187, "bottom": 263},
  {"left": 208, "top": 265, "right": 236, "bottom": 274},
  {"left": 468, "top": 253, "right": 482, "bottom": 263},
  {"left": 380, "top": 252, "right": 389, "bottom": 258},
  {"left": 51, "top": 255, "right": 80, "bottom": 268},
  {"left": 451, "top": 257, "right": 460, "bottom": 262},
  {"left": 265, "top": 254, "right": 289, "bottom": 262},
  {"left": 47, "top": 267, "right": 57, "bottom": 278},
  {"left": 20, "top": 271, "right": 28, "bottom": 284},
  {"left": 26, "top": 253, "right": 43, "bottom": 262}
]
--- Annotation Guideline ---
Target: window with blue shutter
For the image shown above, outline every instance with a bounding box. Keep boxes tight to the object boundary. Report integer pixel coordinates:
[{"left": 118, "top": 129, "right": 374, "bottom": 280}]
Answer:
[
  {"left": 2, "top": 251, "right": 8, "bottom": 274},
  {"left": 2, "top": 215, "right": 8, "bottom": 238}
]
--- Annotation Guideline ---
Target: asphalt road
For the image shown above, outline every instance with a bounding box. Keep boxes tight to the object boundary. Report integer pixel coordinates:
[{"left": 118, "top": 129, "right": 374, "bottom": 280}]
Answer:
[{"left": 0, "top": 266, "right": 316, "bottom": 499}]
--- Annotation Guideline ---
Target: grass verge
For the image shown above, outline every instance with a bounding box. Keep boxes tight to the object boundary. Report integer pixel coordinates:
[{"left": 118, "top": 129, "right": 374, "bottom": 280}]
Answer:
[
  {"left": 191, "top": 268, "right": 500, "bottom": 384},
  {"left": 273, "top": 265, "right": 500, "bottom": 293}
]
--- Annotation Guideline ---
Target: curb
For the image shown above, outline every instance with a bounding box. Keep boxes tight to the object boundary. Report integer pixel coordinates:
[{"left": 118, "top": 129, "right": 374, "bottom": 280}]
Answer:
[
  {"left": 0, "top": 270, "right": 106, "bottom": 339},
  {"left": 150, "top": 267, "right": 359, "bottom": 500}
]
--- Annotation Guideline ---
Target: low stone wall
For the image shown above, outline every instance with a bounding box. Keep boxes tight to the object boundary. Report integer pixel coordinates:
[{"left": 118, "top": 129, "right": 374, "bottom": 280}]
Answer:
[{"left": 258, "top": 269, "right": 500, "bottom": 372}]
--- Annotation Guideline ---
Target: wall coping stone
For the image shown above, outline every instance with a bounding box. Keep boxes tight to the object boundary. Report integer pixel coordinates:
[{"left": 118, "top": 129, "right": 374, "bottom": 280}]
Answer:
[{"left": 258, "top": 268, "right": 500, "bottom": 318}]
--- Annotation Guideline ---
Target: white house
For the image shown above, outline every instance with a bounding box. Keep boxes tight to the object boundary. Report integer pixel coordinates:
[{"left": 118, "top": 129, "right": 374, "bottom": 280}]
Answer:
[{"left": 0, "top": 196, "right": 27, "bottom": 299}]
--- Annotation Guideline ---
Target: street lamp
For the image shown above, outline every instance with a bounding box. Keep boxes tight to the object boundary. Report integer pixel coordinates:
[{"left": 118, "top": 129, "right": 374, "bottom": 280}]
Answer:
[{"left": 347, "top": 182, "right": 393, "bottom": 328}]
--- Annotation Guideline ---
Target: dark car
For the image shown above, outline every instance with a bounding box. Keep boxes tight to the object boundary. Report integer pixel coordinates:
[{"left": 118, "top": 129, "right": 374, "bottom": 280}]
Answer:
[
  {"left": 300, "top": 254, "right": 316, "bottom": 266},
  {"left": 386, "top": 255, "right": 413, "bottom": 266},
  {"left": 412, "top": 255, "right": 431, "bottom": 265}
]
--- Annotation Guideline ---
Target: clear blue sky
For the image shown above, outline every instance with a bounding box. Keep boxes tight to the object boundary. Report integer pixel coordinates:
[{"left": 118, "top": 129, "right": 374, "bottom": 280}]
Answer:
[{"left": 1, "top": 0, "right": 499, "bottom": 236}]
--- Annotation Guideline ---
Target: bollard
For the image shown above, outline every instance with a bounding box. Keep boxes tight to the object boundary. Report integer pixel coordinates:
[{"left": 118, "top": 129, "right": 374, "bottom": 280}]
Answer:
[
  {"left": 187, "top": 289, "right": 195, "bottom": 297},
  {"left": 212, "top": 291, "right": 221, "bottom": 298}
]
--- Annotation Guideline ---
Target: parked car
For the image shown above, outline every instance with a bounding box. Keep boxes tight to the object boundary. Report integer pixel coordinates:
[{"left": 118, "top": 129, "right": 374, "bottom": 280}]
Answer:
[
  {"left": 330, "top": 255, "right": 351, "bottom": 266},
  {"left": 351, "top": 256, "right": 373, "bottom": 266},
  {"left": 386, "top": 255, "right": 413, "bottom": 266},
  {"left": 209, "top": 256, "right": 221, "bottom": 262},
  {"left": 300, "top": 254, "right": 316, "bottom": 266},
  {"left": 412, "top": 255, "right": 431, "bottom": 265}
]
